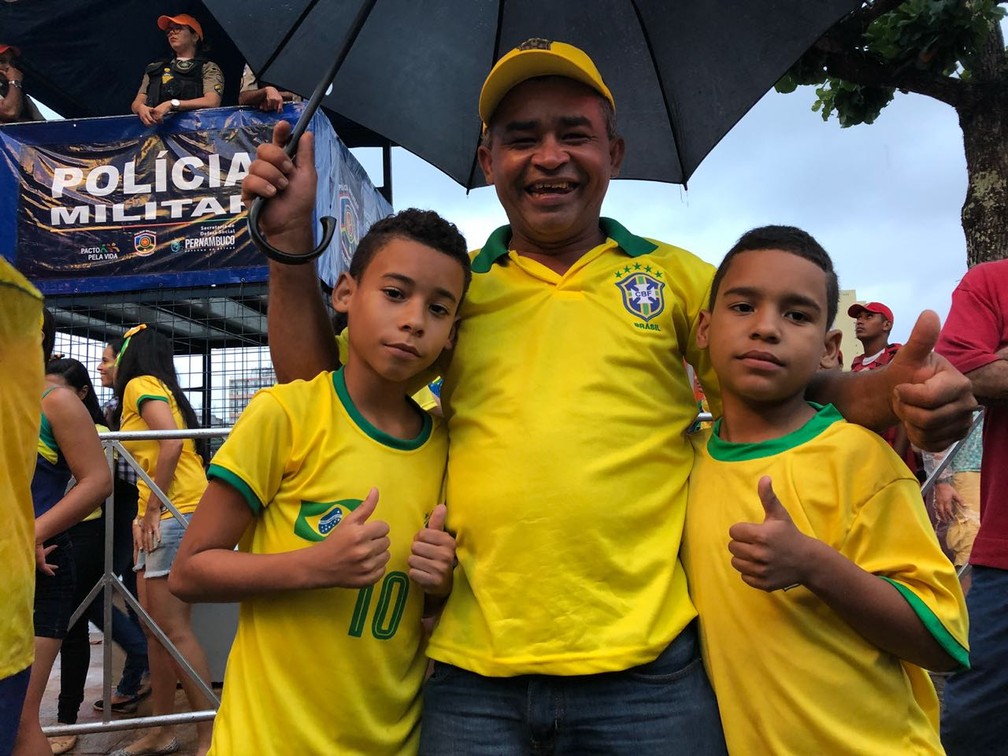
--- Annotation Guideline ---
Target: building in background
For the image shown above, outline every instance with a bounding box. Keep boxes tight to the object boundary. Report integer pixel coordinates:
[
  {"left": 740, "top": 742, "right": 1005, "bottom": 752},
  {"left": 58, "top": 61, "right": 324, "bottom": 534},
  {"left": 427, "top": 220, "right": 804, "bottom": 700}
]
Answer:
[{"left": 227, "top": 368, "right": 276, "bottom": 423}]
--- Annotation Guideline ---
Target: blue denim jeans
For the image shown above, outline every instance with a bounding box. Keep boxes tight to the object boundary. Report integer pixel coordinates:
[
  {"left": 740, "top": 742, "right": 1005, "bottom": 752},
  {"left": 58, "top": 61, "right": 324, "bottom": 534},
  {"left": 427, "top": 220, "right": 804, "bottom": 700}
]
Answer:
[
  {"left": 419, "top": 621, "right": 726, "bottom": 755},
  {"left": 941, "top": 565, "right": 1008, "bottom": 755}
]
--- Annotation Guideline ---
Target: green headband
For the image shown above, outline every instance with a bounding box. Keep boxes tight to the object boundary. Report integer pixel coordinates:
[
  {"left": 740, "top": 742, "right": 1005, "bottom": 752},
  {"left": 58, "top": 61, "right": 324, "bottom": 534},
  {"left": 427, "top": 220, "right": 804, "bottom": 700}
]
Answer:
[{"left": 116, "top": 324, "right": 147, "bottom": 366}]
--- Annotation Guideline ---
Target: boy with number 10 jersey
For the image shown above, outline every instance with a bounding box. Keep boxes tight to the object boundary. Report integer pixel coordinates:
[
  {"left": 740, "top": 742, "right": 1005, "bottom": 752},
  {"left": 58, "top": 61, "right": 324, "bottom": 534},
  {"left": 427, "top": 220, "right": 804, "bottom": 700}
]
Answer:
[
  {"left": 204, "top": 370, "right": 446, "bottom": 753},
  {"left": 170, "top": 209, "right": 471, "bottom": 754}
]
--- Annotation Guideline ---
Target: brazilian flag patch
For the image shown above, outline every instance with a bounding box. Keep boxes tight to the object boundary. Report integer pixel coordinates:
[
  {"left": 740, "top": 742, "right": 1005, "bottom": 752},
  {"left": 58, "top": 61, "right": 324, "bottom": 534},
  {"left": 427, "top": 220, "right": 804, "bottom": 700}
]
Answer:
[{"left": 294, "top": 498, "right": 362, "bottom": 542}]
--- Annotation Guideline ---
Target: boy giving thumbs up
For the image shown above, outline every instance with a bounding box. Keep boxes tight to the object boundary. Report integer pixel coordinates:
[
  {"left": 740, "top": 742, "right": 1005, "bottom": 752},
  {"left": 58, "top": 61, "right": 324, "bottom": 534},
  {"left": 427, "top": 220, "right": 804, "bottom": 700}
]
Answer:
[
  {"left": 681, "top": 227, "right": 967, "bottom": 755},
  {"left": 169, "top": 209, "right": 470, "bottom": 755}
]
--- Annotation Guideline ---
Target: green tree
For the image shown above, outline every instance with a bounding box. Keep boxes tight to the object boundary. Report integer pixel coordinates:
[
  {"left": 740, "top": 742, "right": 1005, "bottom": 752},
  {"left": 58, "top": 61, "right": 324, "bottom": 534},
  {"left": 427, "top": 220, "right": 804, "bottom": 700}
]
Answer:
[{"left": 778, "top": 0, "right": 1007, "bottom": 266}]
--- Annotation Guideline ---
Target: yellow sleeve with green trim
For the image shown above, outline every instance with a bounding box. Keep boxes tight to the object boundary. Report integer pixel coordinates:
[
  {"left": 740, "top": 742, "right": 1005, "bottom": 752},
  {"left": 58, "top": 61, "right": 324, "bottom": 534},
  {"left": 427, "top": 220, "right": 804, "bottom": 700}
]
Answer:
[
  {"left": 846, "top": 477, "right": 970, "bottom": 669},
  {"left": 123, "top": 374, "right": 170, "bottom": 414},
  {"left": 207, "top": 388, "right": 294, "bottom": 514}
]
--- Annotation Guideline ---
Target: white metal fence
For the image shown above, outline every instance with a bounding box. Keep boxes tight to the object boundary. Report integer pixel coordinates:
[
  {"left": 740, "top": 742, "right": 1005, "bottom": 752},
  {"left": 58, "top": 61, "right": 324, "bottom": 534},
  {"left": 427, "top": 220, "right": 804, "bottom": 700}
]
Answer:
[{"left": 43, "top": 427, "right": 230, "bottom": 739}]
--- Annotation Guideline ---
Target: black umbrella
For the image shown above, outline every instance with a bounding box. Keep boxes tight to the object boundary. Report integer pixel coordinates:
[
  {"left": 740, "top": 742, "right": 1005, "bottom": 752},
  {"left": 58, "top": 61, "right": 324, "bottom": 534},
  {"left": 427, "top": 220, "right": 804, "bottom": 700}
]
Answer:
[{"left": 202, "top": 0, "right": 861, "bottom": 259}]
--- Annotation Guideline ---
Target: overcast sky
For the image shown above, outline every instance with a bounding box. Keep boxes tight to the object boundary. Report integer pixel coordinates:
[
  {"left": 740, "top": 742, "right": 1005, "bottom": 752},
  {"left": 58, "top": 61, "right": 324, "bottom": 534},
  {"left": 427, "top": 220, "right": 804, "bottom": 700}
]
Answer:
[{"left": 355, "top": 82, "right": 968, "bottom": 347}]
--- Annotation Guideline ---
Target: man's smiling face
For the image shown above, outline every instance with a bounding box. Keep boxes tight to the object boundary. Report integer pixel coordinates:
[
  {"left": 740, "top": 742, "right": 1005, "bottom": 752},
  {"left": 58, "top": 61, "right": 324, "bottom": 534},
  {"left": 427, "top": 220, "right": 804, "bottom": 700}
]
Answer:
[{"left": 478, "top": 76, "right": 624, "bottom": 258}]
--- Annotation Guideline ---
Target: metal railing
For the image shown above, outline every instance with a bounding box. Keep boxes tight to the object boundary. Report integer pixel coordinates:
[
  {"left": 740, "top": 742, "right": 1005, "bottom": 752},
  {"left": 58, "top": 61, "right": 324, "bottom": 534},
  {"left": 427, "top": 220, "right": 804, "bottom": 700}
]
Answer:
[{"left": 44, "top": 427, "right": 230, "bottom": 739}]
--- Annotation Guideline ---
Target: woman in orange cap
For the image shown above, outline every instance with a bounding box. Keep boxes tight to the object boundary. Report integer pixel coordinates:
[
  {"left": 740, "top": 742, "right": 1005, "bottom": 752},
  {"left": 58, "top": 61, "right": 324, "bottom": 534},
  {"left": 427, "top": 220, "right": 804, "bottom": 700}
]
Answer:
[{"left": 130, "top": 14, "right": 223, "bottom": 127}]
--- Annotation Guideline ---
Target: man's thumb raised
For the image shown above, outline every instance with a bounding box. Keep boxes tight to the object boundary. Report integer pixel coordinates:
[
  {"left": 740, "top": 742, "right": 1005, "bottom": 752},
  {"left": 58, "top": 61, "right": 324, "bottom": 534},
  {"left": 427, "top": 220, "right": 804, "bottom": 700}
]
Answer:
[{"left": 894, "top": 310, "right": 940, "bottom": 370}]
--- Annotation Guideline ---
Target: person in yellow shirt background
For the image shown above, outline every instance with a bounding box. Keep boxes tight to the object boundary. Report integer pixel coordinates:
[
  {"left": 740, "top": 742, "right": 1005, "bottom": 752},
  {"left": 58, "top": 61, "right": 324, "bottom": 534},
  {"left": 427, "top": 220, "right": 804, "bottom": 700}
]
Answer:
[
  {"left": 0, "top": 259, "right": 44, "bottom": 756},
  {"left": 110, "top": 325, "right": 212, "bottom": 756}
]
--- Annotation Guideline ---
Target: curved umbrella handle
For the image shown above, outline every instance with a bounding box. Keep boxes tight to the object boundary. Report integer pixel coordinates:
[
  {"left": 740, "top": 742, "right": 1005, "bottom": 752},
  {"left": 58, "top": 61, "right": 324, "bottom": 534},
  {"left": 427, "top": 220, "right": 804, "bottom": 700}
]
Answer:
[
  {"left": 246, "top": 0, "right": 379, "bottom": 265},
  {"left": 247, "top": 94, "right": 335, "bottom": 265},
  {"left": 248, "top": 194, "right": 336, "bottom": 265}
]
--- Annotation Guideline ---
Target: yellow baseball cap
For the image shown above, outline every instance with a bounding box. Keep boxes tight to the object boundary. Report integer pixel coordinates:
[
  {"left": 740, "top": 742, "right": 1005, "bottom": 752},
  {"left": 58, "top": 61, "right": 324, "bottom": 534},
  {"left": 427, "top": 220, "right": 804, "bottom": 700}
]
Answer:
[{"left": 479, "top": 39, "right": 615, "bottom": 125}]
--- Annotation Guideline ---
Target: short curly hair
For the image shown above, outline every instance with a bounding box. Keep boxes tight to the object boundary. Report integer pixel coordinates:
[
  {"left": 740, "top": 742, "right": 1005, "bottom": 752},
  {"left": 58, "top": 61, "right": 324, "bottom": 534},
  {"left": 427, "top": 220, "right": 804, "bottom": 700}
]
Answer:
[
  {"left": 710, "top": 225, "right": 839, "bottom": 328},
  {"left": 349, "top": 208, "right": 472, "bottom": 299}
]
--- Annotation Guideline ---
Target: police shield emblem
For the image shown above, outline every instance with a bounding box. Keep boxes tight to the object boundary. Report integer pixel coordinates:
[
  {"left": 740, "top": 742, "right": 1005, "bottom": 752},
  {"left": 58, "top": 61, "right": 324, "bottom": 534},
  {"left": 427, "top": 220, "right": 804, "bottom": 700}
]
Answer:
[
  {"left": 133, "top": 230, "right": 157, "bottom": 256},
  {"left": 616, "top": 271, "right": 665, "bottom": 322}
]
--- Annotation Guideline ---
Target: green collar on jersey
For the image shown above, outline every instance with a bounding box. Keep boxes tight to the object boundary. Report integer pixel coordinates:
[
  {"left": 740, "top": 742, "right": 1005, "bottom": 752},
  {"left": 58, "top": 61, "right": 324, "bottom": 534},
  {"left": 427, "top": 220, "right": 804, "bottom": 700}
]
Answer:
[
  {"left": 471, "top": 217, "right": 658, "bottom": 273},
  {"left": 707, "top": 403, "right": 843, "bottom": 461},
  {"left": 332, "top": 367, "right": 432, "bottom": 450}
]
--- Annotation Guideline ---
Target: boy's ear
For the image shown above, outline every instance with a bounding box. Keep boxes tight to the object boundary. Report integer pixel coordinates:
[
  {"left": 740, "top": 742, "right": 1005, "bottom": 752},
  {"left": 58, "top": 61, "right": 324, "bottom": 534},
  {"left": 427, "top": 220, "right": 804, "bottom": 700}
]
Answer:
[
  {"left": 696, "top": 310, "right": 712, "bottom": 349},
  {"left": 822, "top": 328, "right": 842, "bottom": 365},
  {"left": 443, "top": 317, "right": 461, "bottom": 351},
  {"left": 331, "top": 272, "right": 355, "bottom": 312}
]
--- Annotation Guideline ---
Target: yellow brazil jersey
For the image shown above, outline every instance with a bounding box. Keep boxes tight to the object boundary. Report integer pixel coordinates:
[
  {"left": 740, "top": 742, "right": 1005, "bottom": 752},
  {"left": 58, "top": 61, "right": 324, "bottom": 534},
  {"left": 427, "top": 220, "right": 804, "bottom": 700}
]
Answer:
[
  {"left": 120, "top": 375, "right": 206, "bottom": 518},
  {"left": 428, "top": 218, "right": 719, "bottom": 676},
  {"left": 0, "top": 259, "right": 43, "bottom": 680},
  {"left": 683, "top": 404, "right": 969, "bottom": 755},
  {"left": 206, "top": 369, "right": 447, "bottom": 756}
]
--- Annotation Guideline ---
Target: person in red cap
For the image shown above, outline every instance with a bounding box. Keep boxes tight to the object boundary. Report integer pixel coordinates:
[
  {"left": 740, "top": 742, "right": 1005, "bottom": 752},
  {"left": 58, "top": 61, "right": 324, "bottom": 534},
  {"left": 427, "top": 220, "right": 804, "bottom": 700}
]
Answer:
[
  {"left": 849, "top": 301, "right": 900, "bottom": 372},
  {"left": 130, "top": 14, "right": 223, "bottom": 127},
  {"left": 849, "top": 301, "right": 922, "bottom": 471},
  {"left": 0, "top": 44, "right": 44, "bottom": 124}
]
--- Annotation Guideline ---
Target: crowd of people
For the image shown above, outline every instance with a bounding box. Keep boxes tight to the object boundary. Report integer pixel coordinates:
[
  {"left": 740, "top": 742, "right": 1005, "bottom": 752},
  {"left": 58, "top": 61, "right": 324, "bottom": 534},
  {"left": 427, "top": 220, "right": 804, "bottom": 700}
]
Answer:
[{"left": 1, "top": 18, "right": 1005, "bottom": 756}]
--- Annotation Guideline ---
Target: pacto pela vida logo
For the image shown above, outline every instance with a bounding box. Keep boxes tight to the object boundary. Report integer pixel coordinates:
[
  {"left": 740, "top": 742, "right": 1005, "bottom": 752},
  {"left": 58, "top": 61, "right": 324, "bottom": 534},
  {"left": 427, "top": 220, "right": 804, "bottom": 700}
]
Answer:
[{"left": 79, "top": 242, "right": 120, "bottom": 261}]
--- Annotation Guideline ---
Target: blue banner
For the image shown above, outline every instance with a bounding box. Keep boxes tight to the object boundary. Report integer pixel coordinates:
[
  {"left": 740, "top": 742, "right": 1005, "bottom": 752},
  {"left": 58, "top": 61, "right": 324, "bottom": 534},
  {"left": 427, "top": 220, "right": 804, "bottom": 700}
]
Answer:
[{"left": 0, "top": 104, "right": 391, "bottom": 295}]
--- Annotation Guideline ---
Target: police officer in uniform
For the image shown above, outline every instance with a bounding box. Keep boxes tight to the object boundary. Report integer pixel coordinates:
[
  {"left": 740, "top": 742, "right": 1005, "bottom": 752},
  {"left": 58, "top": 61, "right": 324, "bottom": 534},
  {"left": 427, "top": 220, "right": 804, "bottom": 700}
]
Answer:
[{"left": 130, "top": 14, "right": 223, "bottom": 127}]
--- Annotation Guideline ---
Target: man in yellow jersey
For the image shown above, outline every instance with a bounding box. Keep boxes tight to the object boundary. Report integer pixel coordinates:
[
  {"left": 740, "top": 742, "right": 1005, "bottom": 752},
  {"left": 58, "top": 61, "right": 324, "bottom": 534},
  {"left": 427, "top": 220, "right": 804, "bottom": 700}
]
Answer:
[
  {"left": 243, "top": 39, "right": 975, "bottom": 754},
  {"left": 0, "top": 259, "right": 43, "bottom": 755}
]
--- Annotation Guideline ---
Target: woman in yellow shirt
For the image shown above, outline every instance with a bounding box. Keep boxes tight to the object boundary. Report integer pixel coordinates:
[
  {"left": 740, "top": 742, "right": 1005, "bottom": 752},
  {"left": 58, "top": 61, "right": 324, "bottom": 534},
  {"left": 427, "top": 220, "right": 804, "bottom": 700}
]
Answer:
[{"left": 111, "top": 325, "right": 212, "bottom": 756}]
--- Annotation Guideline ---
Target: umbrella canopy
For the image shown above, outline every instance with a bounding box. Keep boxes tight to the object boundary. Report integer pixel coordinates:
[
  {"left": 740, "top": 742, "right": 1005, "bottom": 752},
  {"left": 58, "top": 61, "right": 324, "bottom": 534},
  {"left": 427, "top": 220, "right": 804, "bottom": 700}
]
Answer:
[{"left": 203, "top": 0, "right": 860, "bottom": 188}]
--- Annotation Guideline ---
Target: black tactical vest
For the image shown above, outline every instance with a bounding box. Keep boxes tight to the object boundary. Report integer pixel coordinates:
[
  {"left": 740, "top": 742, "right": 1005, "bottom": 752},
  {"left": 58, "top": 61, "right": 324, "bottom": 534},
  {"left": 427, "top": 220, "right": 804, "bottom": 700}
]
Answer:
[{"left": 145, "top": 57, "right": 208, "bottom": 105}]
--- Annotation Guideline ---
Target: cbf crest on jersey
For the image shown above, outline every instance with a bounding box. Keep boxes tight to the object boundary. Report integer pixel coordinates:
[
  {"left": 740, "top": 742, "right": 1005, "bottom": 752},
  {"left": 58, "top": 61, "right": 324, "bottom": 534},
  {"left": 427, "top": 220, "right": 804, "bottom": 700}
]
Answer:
[
  {"left": 294, "top": 498, "right": 362, "bottom": 542},
  {"left": 616, "top": 269, "right": 666, "bottom": 323}
]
